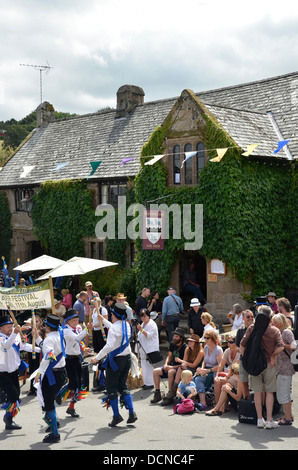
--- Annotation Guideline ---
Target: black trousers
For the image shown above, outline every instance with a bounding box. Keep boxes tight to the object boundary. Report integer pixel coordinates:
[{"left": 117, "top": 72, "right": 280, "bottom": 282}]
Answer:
[
  {"left": 0, "top": 370, "right": 20, "bottom": 403},
  {"left": 65, "top": 355, "right": 81, "bottom": 391},
  {"left": 105, "top": 355, "right": 131, "bottom": 401},
  {"left": 41, "top": 367, "right": 67, "bottom": 412},
  {"left": 93, "top": 328, "right": 108, "bottom": 353}
]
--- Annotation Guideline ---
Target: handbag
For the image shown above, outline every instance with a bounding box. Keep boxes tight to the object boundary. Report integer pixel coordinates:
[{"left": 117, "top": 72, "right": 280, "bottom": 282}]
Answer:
[
  {"left": 237, "top": 395, "right": 257, "bottom": 425},
  {"left": 147, "top": 350, "right": 163, "bottom": 364},
  {"left": 171, "top": 294, "right": 186, "bottom": 316}
]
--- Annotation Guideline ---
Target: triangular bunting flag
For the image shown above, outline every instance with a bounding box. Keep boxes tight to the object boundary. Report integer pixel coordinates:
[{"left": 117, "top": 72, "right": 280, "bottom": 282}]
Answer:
[
  {"left": 20, "top": 165, "right": 35, "bottom": 178},
  {"left": 273, "top": 140, "right": 290, "bottom": 154},
  {"left": 210, "top": 148, "right": 228, "bottom": 162},
  {"left": 181, "top": 151, "right": 197, "bottom": 168},
  {"left": 51, "top": 163, "right": 70, "bottom": 171},
  {"left": 118, "top": 157, "right": 135, "bottom": 168},
  {"left": 87, "top": 161, "right": 102, "bottom": 179},
  {"left": 242, "top": 144, "right": 259, "bottom": 157},
  {"left": 144, "top": 155, "right": 165, "bottom": 166}
]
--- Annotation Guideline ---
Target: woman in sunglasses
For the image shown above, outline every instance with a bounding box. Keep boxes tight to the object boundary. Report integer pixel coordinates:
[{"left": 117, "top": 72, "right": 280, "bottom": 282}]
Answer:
[{"left": 213, "top": 331, "right": 240, "bottom": 408}]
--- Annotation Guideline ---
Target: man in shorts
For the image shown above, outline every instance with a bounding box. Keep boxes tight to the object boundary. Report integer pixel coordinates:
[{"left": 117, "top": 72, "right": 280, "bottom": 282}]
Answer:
[{"left": 240, "top": 306, "right": 284, "bottom": 429}]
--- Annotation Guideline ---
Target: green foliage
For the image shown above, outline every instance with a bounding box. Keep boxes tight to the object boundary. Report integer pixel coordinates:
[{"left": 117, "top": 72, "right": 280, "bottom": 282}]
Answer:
[
  {"left": 131, "top": 110, "right": 298, "bottom": 298},
  {"left": 0, "top": 191, "right": 12, "bottom": 265},
  {"left": 0, "top": 110, "right": 76, "bottom": 151},
  {"left": 31, "top": 180, "right": 96, "bottom": 259}
]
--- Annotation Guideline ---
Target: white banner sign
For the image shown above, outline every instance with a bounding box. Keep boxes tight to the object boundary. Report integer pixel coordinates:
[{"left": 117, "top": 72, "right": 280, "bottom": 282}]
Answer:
[{"left": 0, "top": 281, "right": 51, "bottom": 311}]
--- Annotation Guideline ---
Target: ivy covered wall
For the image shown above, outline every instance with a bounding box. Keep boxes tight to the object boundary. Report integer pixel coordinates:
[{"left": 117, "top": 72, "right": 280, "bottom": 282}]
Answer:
[
  {"left": 0, "top": 191, "right": 12, "bottom": 266},
  {"left": 131, "top": 92, "right": 298, "bottom": 299},
  {"left": 31, "top": 180, "right": 96, "bottom": 260}
]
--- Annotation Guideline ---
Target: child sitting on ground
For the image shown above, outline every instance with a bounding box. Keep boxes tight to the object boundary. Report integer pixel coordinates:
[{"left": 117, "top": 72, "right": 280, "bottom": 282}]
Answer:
[
  {"left": 205, "top": 362, "right": 241, "bottom": 416},
  {"left": 176, "top": 370, "right": 197, "bottom": 403}
]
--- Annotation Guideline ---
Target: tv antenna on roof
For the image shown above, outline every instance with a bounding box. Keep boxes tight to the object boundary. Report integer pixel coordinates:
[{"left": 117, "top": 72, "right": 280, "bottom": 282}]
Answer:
[{"left": 20, "top": 61, "right": 53, "bottom": 104}]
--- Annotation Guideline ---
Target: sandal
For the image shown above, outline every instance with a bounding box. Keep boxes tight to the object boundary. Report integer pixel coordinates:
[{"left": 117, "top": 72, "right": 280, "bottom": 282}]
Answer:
[
  {"left": 205, "top": 409, "right": 222, "bottom": 416},
  {"left": 278, "top": 418, "right": 292, "bottom": 425}
]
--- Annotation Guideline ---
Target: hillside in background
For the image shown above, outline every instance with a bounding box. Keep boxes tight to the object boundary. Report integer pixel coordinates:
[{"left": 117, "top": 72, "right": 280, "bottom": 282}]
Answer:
[{"left": 0, "top": 110, "right": 76, "bottom": 166}]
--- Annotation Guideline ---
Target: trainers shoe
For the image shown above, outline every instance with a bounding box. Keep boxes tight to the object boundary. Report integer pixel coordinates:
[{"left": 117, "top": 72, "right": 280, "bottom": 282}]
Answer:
[
  {"left": 257, "top": 418, "right": 266, "bottom": 428},
  {"left": 265, "top": 420, "right": 279, "bottom": 429}
]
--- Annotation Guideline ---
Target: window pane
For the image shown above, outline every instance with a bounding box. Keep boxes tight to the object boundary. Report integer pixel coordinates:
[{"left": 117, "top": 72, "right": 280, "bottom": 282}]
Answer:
[
  {"left": 196, "top": 142, "right": 205, "bottom": 171},
  {"left": 184, "top": 143, "right": 192, "bottom": 185},
  {"left": 173, "top": 145, "right": 180, "bottom": 184}
]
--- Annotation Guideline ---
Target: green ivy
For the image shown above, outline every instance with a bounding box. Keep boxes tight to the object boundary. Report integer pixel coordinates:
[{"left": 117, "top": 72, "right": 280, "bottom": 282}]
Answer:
[
  {"left": 131, "top": 108, "right": 298, "bottom": 299},
  {"left": 31, "top": 180, "right": 96, "bottom": 260},
  {"left": 0, "top": 191, "right": 12, "bottom": 265}
]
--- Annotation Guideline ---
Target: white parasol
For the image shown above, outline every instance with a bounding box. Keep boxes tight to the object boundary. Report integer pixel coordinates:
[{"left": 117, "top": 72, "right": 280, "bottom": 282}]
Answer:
[
  {"left": 36, "top": 256, "right": 118, "bottom": 280},
  {"left": 13, "top": 254, "right": 65, "bottom": 272}
]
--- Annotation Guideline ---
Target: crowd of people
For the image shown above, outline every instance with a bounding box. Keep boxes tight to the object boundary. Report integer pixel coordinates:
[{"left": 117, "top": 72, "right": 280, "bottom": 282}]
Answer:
[{"left": 0, "top": 279, "right": 297, "bottom": 444}]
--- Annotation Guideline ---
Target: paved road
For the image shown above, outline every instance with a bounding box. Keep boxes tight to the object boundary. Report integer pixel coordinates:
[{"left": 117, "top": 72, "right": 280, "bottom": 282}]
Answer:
[{"left": 1, "top": 358, "right": 298, "bottom": 453}]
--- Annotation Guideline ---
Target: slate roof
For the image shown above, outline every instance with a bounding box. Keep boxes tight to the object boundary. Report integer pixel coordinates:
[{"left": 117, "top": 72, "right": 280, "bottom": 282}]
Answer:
[
  {"left": 0, "top": 71, "right": 297, "bottom": 188},
  {"left": 198, "top": 71, "right": 298, "bottom": 159}
]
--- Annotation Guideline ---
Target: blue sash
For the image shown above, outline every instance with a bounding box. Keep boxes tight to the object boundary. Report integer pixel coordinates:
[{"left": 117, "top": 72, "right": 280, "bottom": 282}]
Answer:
[
  {"left": 102, "top": 341, "right": 129, "bottom": 371},
  {"left": 102, "top": 318, "right": 130, "bottom": 371},
  {"left": 45, "top": 352, "right": 64, "bottom": 386},
  {"left": 12, "top": 343, "right": 28, "bottom": 373}
]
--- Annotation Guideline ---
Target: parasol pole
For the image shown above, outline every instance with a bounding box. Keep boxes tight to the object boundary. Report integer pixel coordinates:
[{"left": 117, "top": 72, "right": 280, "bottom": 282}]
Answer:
[
  {"left": 31, "top": 309, "right": 36, "bottom": 360},
  {"left": 48, "top": 276, "right": 56, "bottom": 315}
]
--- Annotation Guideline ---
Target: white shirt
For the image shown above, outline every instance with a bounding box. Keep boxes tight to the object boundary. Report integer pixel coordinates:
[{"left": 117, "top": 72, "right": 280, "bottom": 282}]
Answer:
[
  {"left": 0, "top": 332, "right": 41, "bottom": 373},
  {"left": 95, "top": 318, "right": 131, "bottom": 362},
  {"left": 92, "top": 306, "right": 108, "bottom": 331},
  {"left": 37, "top": 331, "right": 66, "bottom": 376},
  {"left": 63, "top": 323, "right": 88, "bottom": 355},
  {"left": 232, "top": 314, "right": 243, "bottom": 331},
  {"left": 137, "top": 319, "right": 159, "bottom": 354}
]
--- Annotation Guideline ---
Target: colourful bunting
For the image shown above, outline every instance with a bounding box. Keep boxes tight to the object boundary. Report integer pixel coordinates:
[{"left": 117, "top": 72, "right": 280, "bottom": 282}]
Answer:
[
  {"left": 119, "top": 157, "right": 135, "bottom": 167},
  {"left": 20, "top": 165, "right": 35, "bottom": 178},
  {"left": 87, "top": 161, "right": 102, "bottom": 179},
  {"left": 242, "top": 144, "right": 259, "bottom": 157},
  {"left": 181, "top": 151, "right": 197, "bottom": 168},
  {"left": 273, "top": 140, "right": 290, "bottom": 154},
  {"left": 144, "top": 155, "right": 165, "bottom": 166},
  {"left": 210, "top": 148, "right": 228, "bottom": 162},
  {"left": 51, "top": 163, "right": 69, "bottom": 171}
]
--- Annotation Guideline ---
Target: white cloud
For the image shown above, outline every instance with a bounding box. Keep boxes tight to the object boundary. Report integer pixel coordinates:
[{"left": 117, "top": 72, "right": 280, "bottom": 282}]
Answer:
[{"left": 0, "top": 0, "right": 298, "bottom": 120}]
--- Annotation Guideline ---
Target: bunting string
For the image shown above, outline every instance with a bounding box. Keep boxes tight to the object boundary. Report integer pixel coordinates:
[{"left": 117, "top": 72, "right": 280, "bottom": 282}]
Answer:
[{"left": 17, "top": 139, "right": 291, "bottom": 179}]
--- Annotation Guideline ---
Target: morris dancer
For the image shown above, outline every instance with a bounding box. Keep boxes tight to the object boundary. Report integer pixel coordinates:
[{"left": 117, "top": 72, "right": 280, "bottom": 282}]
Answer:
[
  {"left": 91, "top": 297, "right": 108, "bottom": 392},
  {"left": 34, "top": 314, "right": 67, "bottom": 444},
  {"left": 59, "top": 309, "right": 90, "bottom": 418},
  {"left": 0, "top": 315, "right": 41, "bottom": 430},
  {"left": 91, "top": 303, "right": 137, "bottom": 427}
]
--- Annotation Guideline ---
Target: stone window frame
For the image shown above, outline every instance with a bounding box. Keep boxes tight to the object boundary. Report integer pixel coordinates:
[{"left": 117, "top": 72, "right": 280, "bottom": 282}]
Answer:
[{"left": 166, "top": 137, "right": 206, "bottom": 186}]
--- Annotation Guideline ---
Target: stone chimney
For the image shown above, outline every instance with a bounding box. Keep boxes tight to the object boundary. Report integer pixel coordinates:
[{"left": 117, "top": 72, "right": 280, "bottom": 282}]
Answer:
[
  {"left": 116, "top": 85, "right": 145, "bottom": 118},
  {"left": 36, "top": 101, "right": 55, "bottom": 127}
]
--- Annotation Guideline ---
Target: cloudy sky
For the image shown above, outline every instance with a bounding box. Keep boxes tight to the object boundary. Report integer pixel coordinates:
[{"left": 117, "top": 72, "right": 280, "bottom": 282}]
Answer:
[{"left": 1, "top": 0, "right": 298, "bottom": 121}]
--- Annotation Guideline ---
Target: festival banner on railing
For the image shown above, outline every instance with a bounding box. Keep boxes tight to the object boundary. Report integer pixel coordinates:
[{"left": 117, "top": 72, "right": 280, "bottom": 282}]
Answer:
[{"left": 0, "top": 280, "right": 51, "bottom": 311}]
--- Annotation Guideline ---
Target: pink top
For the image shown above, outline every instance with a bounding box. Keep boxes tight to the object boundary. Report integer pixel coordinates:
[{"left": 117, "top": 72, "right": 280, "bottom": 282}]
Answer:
[{"left": 61, "top": 293, "right": 73, "bottom": 310}]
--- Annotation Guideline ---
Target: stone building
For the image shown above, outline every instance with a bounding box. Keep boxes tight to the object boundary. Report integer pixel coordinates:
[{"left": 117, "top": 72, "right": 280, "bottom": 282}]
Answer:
[{"left": 0, "top": 72, "right": 297, "bottom": 318}]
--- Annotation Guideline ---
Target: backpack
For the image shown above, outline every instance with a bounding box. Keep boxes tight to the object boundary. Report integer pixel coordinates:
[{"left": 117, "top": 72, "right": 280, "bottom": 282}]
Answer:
[
  {"left": 174, "top": 398, "right": 195, "bottom": 414},
  {"left": 242, "top": 312, "right": 270, "bottom": 376}
]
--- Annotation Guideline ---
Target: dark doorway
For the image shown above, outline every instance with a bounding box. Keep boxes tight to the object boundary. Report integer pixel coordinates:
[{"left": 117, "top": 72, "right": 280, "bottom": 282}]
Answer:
[
  {"left": 180, "top": 251, "right": 207, "bottom": 304},
  {"left": 28, "top": 240, "right": 44, "bottom": 260}
]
